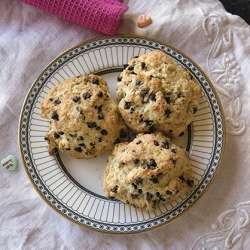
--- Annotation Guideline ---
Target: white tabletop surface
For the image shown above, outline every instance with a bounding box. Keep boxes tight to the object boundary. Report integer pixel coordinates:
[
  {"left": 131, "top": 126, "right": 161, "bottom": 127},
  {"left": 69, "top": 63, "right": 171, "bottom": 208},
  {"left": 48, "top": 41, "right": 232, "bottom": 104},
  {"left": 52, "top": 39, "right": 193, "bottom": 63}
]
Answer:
[{"left": 1, "top": 0, "right": 250, "bottom": 249}]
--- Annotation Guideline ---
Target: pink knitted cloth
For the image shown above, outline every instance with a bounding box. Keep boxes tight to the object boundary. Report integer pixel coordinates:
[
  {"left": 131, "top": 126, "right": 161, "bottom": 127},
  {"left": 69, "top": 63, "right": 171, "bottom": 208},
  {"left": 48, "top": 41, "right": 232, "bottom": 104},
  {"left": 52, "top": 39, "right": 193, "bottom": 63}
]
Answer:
[{"left": 19, "top": 0, "right": 128, "bottom": 35}]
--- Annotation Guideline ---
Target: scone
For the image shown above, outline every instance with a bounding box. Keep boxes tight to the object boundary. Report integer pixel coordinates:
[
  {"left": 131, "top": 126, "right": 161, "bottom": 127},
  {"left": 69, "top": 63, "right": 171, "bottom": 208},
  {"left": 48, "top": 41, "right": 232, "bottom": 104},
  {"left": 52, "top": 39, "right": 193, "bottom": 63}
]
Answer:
[
  {"left": 41, "top": 74, "right": 128, "bottom": 159},
  {"left": 116, "top": 49, "right": 202, "bottom": 138},
  {"left": 103, "top": 132, "right": 194, "bottom": 211}
]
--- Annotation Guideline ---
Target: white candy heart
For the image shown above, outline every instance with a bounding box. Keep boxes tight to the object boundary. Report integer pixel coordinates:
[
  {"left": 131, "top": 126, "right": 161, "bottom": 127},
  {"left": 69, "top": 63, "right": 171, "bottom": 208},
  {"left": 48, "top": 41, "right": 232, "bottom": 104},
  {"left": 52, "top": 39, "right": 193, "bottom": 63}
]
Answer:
[{"left": 1, "top": 155, "right": 18, "bottom": 171}]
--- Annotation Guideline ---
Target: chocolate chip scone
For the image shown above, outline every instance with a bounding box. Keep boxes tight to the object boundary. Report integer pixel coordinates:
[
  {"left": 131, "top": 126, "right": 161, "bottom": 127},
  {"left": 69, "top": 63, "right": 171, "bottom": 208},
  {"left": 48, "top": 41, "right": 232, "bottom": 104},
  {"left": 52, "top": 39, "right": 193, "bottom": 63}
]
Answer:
[
  {"left": 41, "top": 74, "right": 128, "bottom": 159},
  {"left": 103, "top": 132, "right": 194, "bottom": 211},
  {"left": 116, "top": 49, "right": 202, "bottom": 138}
]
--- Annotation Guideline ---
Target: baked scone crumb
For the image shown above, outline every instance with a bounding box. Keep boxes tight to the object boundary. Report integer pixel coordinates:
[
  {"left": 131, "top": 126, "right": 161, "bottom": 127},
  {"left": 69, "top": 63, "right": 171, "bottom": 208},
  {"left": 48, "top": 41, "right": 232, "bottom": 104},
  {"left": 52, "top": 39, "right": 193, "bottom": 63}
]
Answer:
[
  {"left": 103, "top": 132, "right": 193, "bottom": 211},
  {"left": 116, "top": 49, "right": 202, "bottom": 138},
  {"left": 41, "top": 74, "right": 128, "bottom": 159}
]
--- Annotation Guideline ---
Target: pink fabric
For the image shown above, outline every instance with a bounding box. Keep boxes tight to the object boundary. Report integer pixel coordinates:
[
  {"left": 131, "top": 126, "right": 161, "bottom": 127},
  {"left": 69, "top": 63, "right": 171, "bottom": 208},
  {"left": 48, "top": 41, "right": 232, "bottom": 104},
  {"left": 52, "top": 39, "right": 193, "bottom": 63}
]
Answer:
[{"left": 19, "top": 0, "right": 128, "bottom": 35}]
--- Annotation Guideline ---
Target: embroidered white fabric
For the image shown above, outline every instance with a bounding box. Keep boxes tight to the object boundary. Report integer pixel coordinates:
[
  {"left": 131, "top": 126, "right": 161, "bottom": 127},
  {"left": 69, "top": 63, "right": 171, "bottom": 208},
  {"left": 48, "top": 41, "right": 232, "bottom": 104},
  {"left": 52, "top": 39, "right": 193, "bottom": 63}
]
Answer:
[{"left": 1, "top": 0, "right": 250, "bottom": 249}]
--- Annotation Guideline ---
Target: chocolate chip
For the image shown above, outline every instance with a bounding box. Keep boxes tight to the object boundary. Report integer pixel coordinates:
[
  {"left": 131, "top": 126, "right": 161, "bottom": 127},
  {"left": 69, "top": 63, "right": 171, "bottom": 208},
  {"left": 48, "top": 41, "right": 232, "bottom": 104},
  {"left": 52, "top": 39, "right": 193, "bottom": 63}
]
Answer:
[
  {"left": 95, "top": 126, "right": 101, "bottom": 131},
  {"left": 49, "top": 98, "right": 53, "bottom": 102},
  {"left": 57, "top": 131, "right": 64, "bottom": 135},
  {"left": 117, "top": 76, "right": 122, "bottom": 81},
  {"left": 134, "top": 159, "right": 140, "bottom": 164},
  {"left": 123, "top": 64, "right": 129, "bottom": 69},
  {"left": 44, "top": 137, "right": 49, "bottom": 141},
  {"left": 74, "top": 147, "right": 82, "bottom": 153},
  {"left": 171, "top": 158, "right": 177, "bottom": 165},
  {"left": 189, "top": 73, "right": 194, "bottom": 80},
  {"left": 165, "top": 97, "right": 171, "bottom": 104},
  {"left": 54, "top": 99, "right": 61, "bottom": 105},
  {"left": 90, "top": 142, "right": 95, "bottom": 148},
  {"left": 187, "top": 180, "right": 194, "bottom": 187},
  {"left": 128, "top": 66, "right": 134, "bottom": 71},
  {"left": 73, "top": 96, "right": 80, "bottom": 102},
  {"left": 156, "top": 192, "right": 161, "bottom": 197},
  {"left": 135, "top": 177, "right": 143, "bottom": 185},
  {"left": 177, "top": 91, "right": 184, "bottom": 98},
  {"left": 179, "top": 131, "right": 184, "bottom": 137},
  {"left": 193, "top": 107, "right": 198, "bottom": 114},
  {"left": 132, "top": 183, "right": 137, "bottom": 189},
  {"left": 124, "top": 101, "right": 132, "bottom": 110},
  {"left": 165, "top": 109, "right": 171, "bottom": 118},
  {"left": 51, "top": 113, "right": 59, "bottom": 121},
  {"left": 98, "top": 137, "right": 102, "bottom": 142},
  {"left": 154, "top": 140, "right": 159, "bottom": 146},
  {"left": 98, "top": 92, "right": 103, "bottom": 98},
  {"left": 87, "top": 122, "right": 97, "bottom": 128},
  {"left": 65, "top": 148, "right": 70, "bottom": 151},
  {"left": 131, "top": 193, "right": 139, "bottom": 199},
  {"left": 144, "top": 120, "right": 153, "bottom": 126},
  {"left": 149, "top": 176, "right": 159, "bottom": 183},
  {"left": 51, "top": 147, "right": 58, "bottom": 154},
  {"left": 111, "top": 185, "right": 118, "bottom": 193},
  {"left": 146, "top": 192, "right": 153, "bottom": 201},
  {"left": 149, "top": 159, "right": 157, "bottom": 168},
  {"left": 101, "top": 129, "right": 108, "bottom": 135},
  {"left": 138, "top": 189, "right": 142, "bottom": 194},
  {"left": 136, "top": 79, "right": 142, "bottom": 86},
  {"left": 136, "top": 140, "right": 142, "bottom": 144},
  {"left": 149, "top": 93, "right": 156, "bottom": 101},
  {"left": 83, "top": 92, "right": 91, "bottom": 100},
  {"left": 53, "top": 132, "right": 60, "bottom": 139},
  {"left": 120, "top": 129, "right": 127, "bottom": 138},
  {"left": 141, "top": 163, "right": 149, "bottom": 169},
  {"left": 77, "top": 136, "right": 84, "bottom": 140},
  {"left": 140, "top": 89, "right": 149, "bottom": 99},
  {"left": 113, "top": 138, "right": 120, "bottom": 144},
  {"left": 162, "top": 140, "right": 169, "bottom": 149},
  {"left": 171, "top": 148, "right": 177, "bottom": 153},
  {"left": 78, "top": 143, "right": 86, "bottom": 148},
  {"left": 141, "top": 62, "right": 146, "bottom": 69},
  {"left": 92, "top": 77, "right": 99, "bottom": 85},
  {"left": 95, "top": 105, "right": 102, "bottom": 112},
  {"left": 179, "top": 175, "right": 185, "bottom": 182},
  {"left": 98, "top": 113, "right": 104, "bottom": 120},
  {"left": 166, "top": 190, "right": 172, "bottom": 195}
]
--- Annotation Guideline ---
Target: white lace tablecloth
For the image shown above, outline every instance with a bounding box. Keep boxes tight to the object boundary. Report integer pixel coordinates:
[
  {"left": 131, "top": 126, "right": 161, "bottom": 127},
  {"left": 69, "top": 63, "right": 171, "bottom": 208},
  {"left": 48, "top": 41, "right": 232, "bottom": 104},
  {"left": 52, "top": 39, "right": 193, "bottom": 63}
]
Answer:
[{"left": 1, "top": 0, "right": 250, "bottom": 249}]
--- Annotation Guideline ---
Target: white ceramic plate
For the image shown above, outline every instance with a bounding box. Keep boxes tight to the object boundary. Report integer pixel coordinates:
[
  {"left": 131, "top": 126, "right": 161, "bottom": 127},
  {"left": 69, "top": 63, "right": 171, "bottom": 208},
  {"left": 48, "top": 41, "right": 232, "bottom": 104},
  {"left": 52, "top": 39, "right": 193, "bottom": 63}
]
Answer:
[{"left": 19, "top": 35, "right": 225, "bottom": 234}]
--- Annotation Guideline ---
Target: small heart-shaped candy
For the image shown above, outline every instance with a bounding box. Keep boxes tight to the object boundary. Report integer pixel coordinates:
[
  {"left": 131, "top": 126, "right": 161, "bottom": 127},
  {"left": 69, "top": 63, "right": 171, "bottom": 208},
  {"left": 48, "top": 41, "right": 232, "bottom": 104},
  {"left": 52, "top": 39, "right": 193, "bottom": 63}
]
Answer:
[
  {"left": 1, "top": 155, "right": 18, "bottom": 171},
  {"left": 137, "top": 14, "right": 152, "bottom": 28}
]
